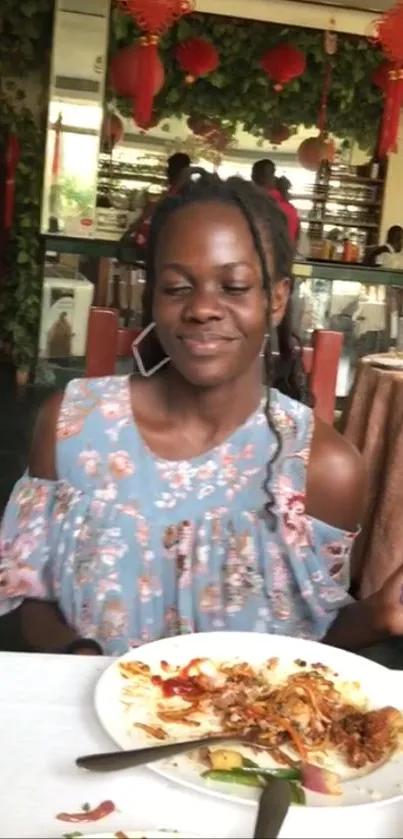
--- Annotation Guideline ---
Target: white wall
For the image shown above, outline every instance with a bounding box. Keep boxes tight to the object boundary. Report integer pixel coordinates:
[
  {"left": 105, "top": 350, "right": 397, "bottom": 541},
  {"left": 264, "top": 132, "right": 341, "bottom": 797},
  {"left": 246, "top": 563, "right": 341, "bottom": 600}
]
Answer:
[
  {"left": 196, "top": 0, "right": 374, "bottom": 35},
  {"left": 379, "top": 115, "right": 403, "bottom": 241}
]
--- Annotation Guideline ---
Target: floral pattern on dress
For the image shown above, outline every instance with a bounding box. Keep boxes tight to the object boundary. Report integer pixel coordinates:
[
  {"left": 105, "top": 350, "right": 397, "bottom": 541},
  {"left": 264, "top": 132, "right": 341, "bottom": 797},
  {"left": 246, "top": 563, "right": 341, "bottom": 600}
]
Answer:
[{"left": 0, "top": 376, "right": 356, "bottom": 655}]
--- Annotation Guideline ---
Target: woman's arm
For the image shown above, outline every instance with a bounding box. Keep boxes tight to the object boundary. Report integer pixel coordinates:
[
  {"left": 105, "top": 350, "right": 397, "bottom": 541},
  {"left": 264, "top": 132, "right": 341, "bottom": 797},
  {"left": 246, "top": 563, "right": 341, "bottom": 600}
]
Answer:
[
  {"left": 10, "top": 393, "right": 100, "bottom": 654},
  {"left": 306, "top": 419, "right": 403, "bottom": 649},
  {"left": 322, "top": 595, "right": 387, "bottom": 650},
  {"left": 19, "top": 599, "right": 79, "bottom": 652},
  {"left": 306, "top": 419, "right": 384, "bottom": 650}
]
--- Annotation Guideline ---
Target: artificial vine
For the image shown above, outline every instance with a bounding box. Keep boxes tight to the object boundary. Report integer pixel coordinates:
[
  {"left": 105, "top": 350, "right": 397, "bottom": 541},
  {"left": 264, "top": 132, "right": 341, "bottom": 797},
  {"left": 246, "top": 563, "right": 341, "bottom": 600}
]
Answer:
[
  {"left": 0, "top": 0, "right": 54, "bottom": 371},
  {"left": 111, "top": 11, "right": 384, "bottom": 150}
]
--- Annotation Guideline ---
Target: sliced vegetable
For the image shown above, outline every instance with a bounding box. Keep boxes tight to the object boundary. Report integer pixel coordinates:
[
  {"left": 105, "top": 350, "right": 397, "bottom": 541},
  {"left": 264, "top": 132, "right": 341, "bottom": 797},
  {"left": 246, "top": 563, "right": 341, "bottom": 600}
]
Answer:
[
  {"left": 270, "top": 715, "right": 308, "bottom": 760},
  {"left": 301, "top": 762, "right": 342, "bottom": 796},
  {"left": 202, "top": 769, "right": 264, "bottom": 788},
  {"left": 242, "top": 756, "right": 260, "bottom": 769},
  {"left": 241, "top": 766, "right": 301, "bottom": 781},
  {"left": 209, "top": 748, "right": 244, "bottom": 770},
  {"left": 289, "top": 782, "right": 306, "bottom": 805}
]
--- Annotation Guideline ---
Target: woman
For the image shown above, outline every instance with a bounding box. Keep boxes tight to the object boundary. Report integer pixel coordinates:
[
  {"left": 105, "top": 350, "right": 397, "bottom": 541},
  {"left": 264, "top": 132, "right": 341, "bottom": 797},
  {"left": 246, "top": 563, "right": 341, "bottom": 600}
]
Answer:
[{"left": 0, "top": 171, "right": 402, "bottom": 657}]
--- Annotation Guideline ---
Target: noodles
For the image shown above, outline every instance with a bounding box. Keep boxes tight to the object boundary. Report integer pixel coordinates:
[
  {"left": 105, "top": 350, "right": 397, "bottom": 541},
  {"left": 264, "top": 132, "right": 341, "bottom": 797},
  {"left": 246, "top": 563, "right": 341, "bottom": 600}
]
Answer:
[{"left": 118, "top": 656, "right": 403, "bottom": 772}]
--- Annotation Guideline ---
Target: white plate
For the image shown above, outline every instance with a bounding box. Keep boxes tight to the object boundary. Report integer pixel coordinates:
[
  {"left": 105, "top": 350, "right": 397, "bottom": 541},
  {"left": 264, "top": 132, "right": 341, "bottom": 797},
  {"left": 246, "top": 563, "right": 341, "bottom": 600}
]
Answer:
[
  {"left": 83, "top": 833, "right": 198, "bottom": 838},
  {"left": 95, "top": 632, "right": 403, "bottom": 810}
]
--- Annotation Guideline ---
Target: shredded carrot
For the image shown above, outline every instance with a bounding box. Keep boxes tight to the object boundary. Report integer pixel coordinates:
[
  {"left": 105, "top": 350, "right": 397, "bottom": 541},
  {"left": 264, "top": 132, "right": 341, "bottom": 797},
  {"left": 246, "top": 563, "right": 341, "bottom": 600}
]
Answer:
[{"left": 270, "top": 715, "right": 308, "bottom": 760}]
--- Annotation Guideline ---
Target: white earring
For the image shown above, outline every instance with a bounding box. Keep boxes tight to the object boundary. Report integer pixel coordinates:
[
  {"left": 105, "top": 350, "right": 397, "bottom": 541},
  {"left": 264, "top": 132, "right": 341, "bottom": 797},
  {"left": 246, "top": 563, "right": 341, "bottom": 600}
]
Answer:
[
  {"left": 260, "top": 333, "right": 269, "bottom": 357},
  {"left": 132, "top": 322, "right": 170, "bottom": 377}
]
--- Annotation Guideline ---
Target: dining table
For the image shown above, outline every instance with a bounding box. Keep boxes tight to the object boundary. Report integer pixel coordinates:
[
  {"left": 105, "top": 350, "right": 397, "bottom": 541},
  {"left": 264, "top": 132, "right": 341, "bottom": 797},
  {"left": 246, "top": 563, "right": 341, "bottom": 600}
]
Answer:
[{"left": 1, "top": 651, "right": 403, "bottom": 839}]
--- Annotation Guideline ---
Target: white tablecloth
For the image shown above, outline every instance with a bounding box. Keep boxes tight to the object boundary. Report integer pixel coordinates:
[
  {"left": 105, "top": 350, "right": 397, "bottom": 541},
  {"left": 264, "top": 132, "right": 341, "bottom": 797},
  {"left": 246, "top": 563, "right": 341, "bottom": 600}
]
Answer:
[{"left": 1, "top": 652, "right": 403, "bottom": 839}]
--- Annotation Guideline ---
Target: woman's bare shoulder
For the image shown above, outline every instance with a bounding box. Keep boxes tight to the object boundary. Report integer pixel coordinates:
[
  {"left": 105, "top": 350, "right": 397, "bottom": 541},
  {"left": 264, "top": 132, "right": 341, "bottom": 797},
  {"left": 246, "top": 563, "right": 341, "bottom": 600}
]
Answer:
[
  {"left": 306, "top": 417, "right": 366, "bottom": 532},
  {"left": 29, "top": 390, "right": 65, "bottom": 480}
]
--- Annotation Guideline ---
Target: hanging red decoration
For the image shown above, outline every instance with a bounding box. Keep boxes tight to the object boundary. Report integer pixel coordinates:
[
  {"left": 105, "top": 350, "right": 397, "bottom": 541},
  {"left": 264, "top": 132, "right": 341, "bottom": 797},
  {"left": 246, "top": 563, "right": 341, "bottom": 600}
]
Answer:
[
  {"left": 264, "top": 124, "right": 291, "bottom": 145},
  {"left": 176, "top": 37, "right": 219, "bottom": 83},
  {"left": 374, "top": 0, "right": 403, "bottom": 63},
  {"left": 101, "top": 112, "right": 124, "bottom": 154},
  {"left": 372, "top": 60, "right": 391, "bottom": 93},
  {"left": 372, "top": 1, "right": 403, "bottom": 156},
  {"left": 110, "top": 43, "right": 165, "bottom": 127},
  {"left": 115, "top": 0, "right": 194, "bottom": 127},
  {"left": 297, "top": 135, "right": 335, "bottom": 171},
  {"left": 378, "top": 66, "right": 403, "bottom": 156},
  {"left": 260, "top": 43, "right": 306, "bottom": 92}
]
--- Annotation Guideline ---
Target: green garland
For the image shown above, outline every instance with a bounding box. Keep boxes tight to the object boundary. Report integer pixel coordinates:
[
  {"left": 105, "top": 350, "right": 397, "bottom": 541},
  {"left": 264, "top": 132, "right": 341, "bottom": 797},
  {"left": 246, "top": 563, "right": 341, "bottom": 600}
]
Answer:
[
  {"left": 111, "top": 11, "right": 384, "bottom": 150},
  {"left": 0, "top": 0, "right": 54, "bottom": 371}
]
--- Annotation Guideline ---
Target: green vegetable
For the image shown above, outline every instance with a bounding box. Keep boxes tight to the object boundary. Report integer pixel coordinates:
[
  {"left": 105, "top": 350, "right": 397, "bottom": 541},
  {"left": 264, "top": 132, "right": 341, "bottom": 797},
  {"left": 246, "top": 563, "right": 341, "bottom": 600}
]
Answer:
[
  {"left": 241, "top": 766, "right": 301, "bottom": 781},
  {"left": 202, "top": 769, "right": 264, "bottom": 788},
  {"left": 242, "top": 756, "right": 260, "bottom": 769},
  {"left": 202, "top": 766, "right": 307, "bottom": 804},
  {"left": 289, "top": 782, "right": 306, "bottom": 805}
]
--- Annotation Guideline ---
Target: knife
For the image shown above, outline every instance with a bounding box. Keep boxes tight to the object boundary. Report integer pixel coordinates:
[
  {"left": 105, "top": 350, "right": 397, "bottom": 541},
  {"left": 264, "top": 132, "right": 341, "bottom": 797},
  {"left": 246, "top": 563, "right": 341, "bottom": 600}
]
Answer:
[{"left": 253, "top": 778, "right": 291, "bottom": 838}]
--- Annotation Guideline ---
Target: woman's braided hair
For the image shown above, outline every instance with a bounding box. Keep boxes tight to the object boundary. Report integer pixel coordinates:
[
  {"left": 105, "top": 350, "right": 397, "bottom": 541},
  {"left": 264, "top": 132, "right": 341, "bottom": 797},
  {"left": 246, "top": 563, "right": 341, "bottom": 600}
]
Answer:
[{"left": 141, "top": 168, "right": 312, "bottom": 524}]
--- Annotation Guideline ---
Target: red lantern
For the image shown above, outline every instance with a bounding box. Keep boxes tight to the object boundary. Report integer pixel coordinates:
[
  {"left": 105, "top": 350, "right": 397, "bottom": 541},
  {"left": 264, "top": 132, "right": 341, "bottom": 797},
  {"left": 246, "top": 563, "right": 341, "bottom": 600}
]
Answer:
[
  {"left": 372, "top": 1, "right": 403, "bottom": 156},
  {"left": 265, "top": 124, "right": 291, "bottom": 145},
  {"left": 297, "top": 135, "right": 335, "bottom": 171},
  {"left": 110, "top": 43, "right": 165, "bottom": 127},
  {"left": 101, "top": 112, "right": 124, "bottom": 153},
  {"left": 176, "top": 37, "right": 219, "bottom": 83},
  {"left": 260, "top": 43, "right": 306, "bottom": 91},
  {"left": 115, "top": 0, "right": 194, "bottom": 127}
]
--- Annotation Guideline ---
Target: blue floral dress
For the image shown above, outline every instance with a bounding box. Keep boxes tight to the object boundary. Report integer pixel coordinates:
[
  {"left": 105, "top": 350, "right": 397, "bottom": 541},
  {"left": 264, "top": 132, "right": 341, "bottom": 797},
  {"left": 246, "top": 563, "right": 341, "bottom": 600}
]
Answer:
[{"left": 0, "top": 376, "right": 355, "bottom": 655}]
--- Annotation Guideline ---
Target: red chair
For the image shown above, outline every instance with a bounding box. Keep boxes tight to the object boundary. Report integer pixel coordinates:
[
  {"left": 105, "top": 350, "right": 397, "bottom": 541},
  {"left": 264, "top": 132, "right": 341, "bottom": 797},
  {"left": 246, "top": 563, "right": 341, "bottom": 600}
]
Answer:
[{"left": 85, "top": 307, "right": 343, "bottom": 424}]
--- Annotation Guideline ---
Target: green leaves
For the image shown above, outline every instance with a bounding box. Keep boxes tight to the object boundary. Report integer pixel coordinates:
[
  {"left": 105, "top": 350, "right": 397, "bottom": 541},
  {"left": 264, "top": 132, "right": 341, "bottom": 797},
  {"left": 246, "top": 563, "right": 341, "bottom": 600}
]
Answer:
[
  {"left": 111, "top": 10, "right": 384, "bottom": 149},
  {"left": 0, "top": 0, "right": 52, "bottom": 369}
]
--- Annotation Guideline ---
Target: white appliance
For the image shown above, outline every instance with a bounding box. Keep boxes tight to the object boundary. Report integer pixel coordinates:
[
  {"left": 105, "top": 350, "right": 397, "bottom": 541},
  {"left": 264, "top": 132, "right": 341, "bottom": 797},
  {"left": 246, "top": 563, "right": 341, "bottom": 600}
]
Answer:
[{"left": 39, "top": 264, "right": 94, "bottom": 358}]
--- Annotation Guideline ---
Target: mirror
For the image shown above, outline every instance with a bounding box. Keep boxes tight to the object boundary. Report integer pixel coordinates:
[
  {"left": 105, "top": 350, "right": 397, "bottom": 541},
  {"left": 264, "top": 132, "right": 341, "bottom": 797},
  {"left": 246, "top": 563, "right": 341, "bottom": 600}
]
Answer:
[{"left": 41, "top": 0, "right": 110, "bottom": 237}]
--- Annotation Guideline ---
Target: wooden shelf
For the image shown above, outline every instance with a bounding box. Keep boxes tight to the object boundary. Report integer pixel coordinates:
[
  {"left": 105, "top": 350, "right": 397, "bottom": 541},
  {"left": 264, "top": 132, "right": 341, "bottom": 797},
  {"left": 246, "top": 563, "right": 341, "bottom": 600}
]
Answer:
[
  {"left": 302, "top": 218, "right": 378, "bottom": 229},
  {"left": 292, "top": 194, "right": 381, "bottom": 207}
]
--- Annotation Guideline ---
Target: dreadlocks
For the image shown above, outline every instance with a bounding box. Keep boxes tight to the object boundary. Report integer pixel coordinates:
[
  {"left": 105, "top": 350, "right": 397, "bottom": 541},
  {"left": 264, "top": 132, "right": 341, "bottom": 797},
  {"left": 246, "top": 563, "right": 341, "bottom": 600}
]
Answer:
[{"left": 141, "top": 168, "right": 311, "bottom": 524}]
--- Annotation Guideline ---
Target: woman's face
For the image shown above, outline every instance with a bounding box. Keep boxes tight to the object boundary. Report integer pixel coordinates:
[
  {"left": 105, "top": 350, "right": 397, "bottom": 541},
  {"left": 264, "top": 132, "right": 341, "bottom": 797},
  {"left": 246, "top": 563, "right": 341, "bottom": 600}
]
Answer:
[{"left": 153, "top": 201, "right": 289, "bottom": 388}]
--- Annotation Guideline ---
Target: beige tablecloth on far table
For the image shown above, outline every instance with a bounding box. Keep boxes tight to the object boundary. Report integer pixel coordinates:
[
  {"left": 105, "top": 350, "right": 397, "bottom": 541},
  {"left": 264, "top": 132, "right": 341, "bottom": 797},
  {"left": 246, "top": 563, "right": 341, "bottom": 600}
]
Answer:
[{"left": 342, "top": 356, "right": 403, "bottom": 597}]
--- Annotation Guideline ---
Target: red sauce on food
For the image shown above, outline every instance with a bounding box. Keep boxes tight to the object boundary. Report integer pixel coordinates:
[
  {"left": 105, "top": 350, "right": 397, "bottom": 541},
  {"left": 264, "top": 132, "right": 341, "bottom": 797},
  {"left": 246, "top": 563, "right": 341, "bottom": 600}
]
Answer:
[{"left": 151, "top": 658, "right": 207, "bottom": 699}]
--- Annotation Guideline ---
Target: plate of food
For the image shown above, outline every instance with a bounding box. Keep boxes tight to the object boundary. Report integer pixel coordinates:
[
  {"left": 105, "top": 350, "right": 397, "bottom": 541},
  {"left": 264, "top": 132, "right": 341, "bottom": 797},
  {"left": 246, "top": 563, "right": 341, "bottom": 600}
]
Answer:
[{"left": 94, "top": 632, "right": 403, "bottom": 809}]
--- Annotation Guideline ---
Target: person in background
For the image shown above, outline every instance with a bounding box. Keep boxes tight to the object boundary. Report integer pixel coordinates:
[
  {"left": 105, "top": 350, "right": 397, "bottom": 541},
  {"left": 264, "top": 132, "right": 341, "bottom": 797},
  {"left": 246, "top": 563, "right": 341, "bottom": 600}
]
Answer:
[
  {"left": 119, "top": 152, "right": 191, "bottom": 258},
  {"left": 252, "top": 159, "right": 299, "bottom": 243},
  {"left": 276, "top": 175, "right": 291, "bottom": 202},
  {"left": 166, "top": 152, "right": 192, "bottom": 194},
  {"left": 364, "top": 225, "right": 403, "bottom": 268}
]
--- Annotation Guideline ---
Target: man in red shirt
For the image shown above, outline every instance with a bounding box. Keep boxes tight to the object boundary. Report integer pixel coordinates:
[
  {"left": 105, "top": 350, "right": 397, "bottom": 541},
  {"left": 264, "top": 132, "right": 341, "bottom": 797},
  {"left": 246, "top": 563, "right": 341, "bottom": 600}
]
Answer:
[{"left": 251, "top": 158, "right": 299, "bottom": 243}]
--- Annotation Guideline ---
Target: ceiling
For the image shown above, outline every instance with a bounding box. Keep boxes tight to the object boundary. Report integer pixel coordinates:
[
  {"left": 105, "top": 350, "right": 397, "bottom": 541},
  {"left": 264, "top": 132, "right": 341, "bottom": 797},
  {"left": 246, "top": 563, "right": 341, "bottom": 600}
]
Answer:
[{"left": 297, "top": 0, "right": 391, "bottom": 10}]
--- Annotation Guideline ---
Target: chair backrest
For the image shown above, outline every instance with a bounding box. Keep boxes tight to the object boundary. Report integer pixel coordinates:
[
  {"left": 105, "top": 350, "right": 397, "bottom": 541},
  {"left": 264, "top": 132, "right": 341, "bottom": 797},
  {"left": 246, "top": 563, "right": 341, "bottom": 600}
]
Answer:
[{"left": 85, "top": 307, "right": 342, "bottom": 424}]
